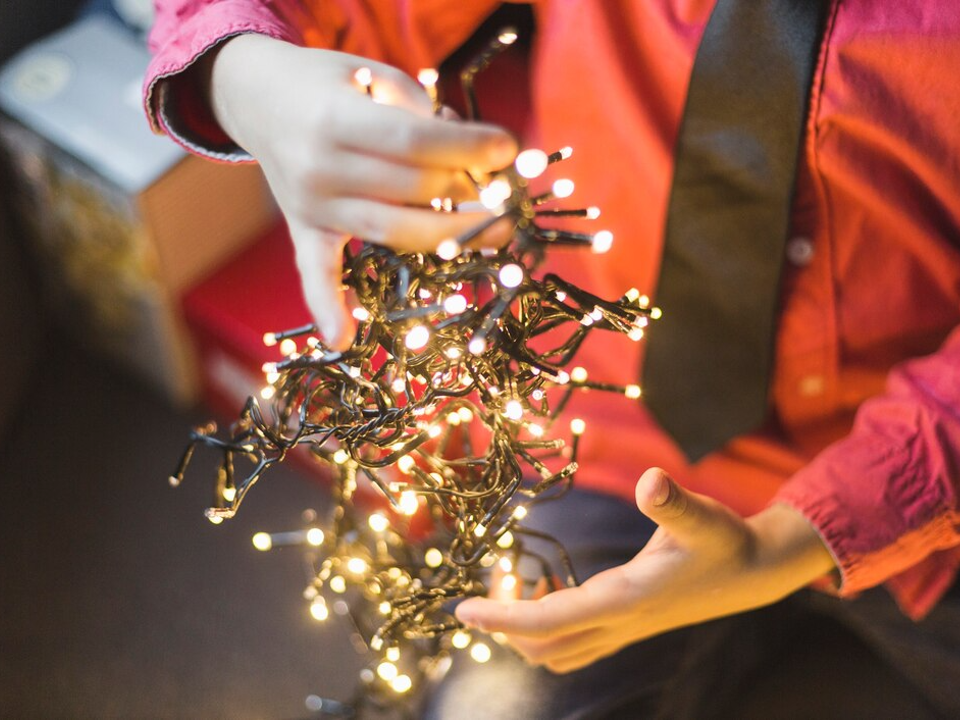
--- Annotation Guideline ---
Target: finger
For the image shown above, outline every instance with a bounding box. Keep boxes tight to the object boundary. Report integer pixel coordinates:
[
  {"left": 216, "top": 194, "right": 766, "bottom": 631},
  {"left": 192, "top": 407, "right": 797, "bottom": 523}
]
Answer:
[
  {"left": 509, "top": 627, "right": 601, "bottom": 667},
  {"left": 543, "top": 642, "right": 620, "bottom": 675},
  {"left": 314, "top": 198, "right": 515, "bottom": 253},
  {"left": 325, "top": 153, "right": 477, "bottom": 206},
  {"left": 288, "top": 223, "right": 354, "bottom": 350},
  {"left": 634, "top": 468, "right": 743, "bottom": 548},
  {"left": 456, "top": 580, "right": 615, "bottom": 638},
  {"left": 337, "top": 100, "right": 517, "bottom": 172}
]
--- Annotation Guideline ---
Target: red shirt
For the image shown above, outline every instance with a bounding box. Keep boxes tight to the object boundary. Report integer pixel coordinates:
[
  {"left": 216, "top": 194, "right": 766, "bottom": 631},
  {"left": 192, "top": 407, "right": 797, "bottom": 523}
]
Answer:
[{"left": 144, "top": 0, "right": 960, "bottom": 619}]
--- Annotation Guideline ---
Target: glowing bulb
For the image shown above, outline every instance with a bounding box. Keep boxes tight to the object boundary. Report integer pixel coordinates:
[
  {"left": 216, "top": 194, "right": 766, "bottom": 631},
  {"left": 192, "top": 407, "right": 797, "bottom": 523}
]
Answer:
[
  {"left": 354, "top": 67, "right": 373, "bottom": 89},
  {"left": 262, "top": 332, "right": 277, "bottom": 347},
  {"left": 570, "top": 366, "right": 588, "bottom": 384},
  {"left": 368, "top": 513, "right": 389, "bottom": 532},
  {"left": 265, "top": 372, "right": 280, "bottom": 384},
  {"left": 512, "top": 505, "right": 528, "bottom": 520},
  {"left": 651, "top": 307, "right": 663, "bottom": 320},
  {"left": 570, "top": 418, "right": 586, "bottom": 436},
  {"left": 417, "top": 67, "right": 439, "bottom": 87},
  {"left": 347, "top": 557, "right": 368, "bottom": 574},
  {"left": 592, "top": 229, "right": 614, "bottom": 254},
  {"left": 446, "top": 346, "right": 462, "bottom": 360},
  {"left": 377, "top": 661, "right": 398, "bottom": 682},
  {"left": 207, "top": 515, "right": 224, "bottom": 525},
  {"left": 498, "top": 264, "right": 524, "bottom": 288},
  {"left": 379, "top": 601, "right": 391, "bottom": 615},
  {"left": 425, "top": 548, "right": 444, "bottom": 568},
  {"left": 501, "top": 574, "right": 517, "bottom": 592},
  {"left": 625, "top": 287, "right": 640, "bottom": 303},
  {"left": 251, "top": 532, "right": 272, "bottom": 552},
  {"left": 260, "top": 385, "right": 276, "bottom": 400},
  {"left": 555, "top": 290, "right": 567, "bottom": 302},
  {"left": 474, "top": 523, "right": 487, "bottom": 538},
  {"left": 397, "top": 455, "right": 416, "bottom": 474},
  {"left": 552, "top": 178, "right": 575, "bottom": 198},
  {"left": 444, "top": 294, "right": 468, "bottom": 314},
  {"left": 310, "top": 597, "right": 329, "bottom": 621},
  {"left": 497, "top": 531, "right": 515, "bottom": 549},
  {"left": 625, "top": 384, "right": 642, "bottom": 399},
  {"left": 352, "top": 307, "right": 371, "bottom": 322},
  {"left": 386, "top": 647, "right": 400, "bottom": 662},
  {"left": 559, "top": 146, "right": 573, "bottom": 159},
  {"left": 628, "top": 327, "right": 645, "bottom": 342},
  {"left": 480, "top": 178, "right": 512, "bottom": 209},
  {"left": 527, "top": 423, "right": 544, "bottom": 438},
  {"left": 498, "top": 30, "right": 518, "bottom": 45},
  {"left": 306, "top": 527, "right": 325, "bottom": 546},
  {"left": 221, "top": 486, "right": 236, "bottom": 502},
  {"left": 399, "top": 491, "right": 419, "bottom": 516},
  {"left": 446, "top": 411, "right": 461, "bottom": 426},
  {"left": 515, "top": 149, "right": 549, "bottom": 179},
  {"left": 405, "top": 325, "right": 430, "bottom": 350},
  {"left": 333, "top": 449, "right": 349, "bottom": 464},
  {"left": 504, "top": 400, "right": 524, "bottom": 421},
  {"left": 452, "top": 630, "right": 471, "bottom": 649},
  {"left": 556, "top": 371, "right": 570, "bottom": 385},
  {"left": 639, "top": 294, "right": 651, "bottom": 307},
  {"left": 391, "top": 378, "right": 406, "bottom": 393},
  {"left": 457, "top": 408, "right": 474, "bottom": 423},
  {"left": 470, "top": 643, "right": 492, "bottom": 663},
  {"left": 468, "top": 337, "right": 487, "bottom": 355},
  {"left": 428, "top": 424, "right": 442, "bottom": 438},
  {"left": 586, "top": 206, "right": 601, "bottom": 219},
  {"left": 261, "top": 361, "right": 277, "bottom": 374},
  {"left": 279, "top": 338, "right": 297, "bottom": 356},
  {"left": 498, "top": 556, "right": 513, "bottom": 573},
  {"left": 391, "top": 675, "right": 413, "bottom": 694},
  {"left": 531, "top": 389, "right": 545, "bottom": 401},
  {"left": 437, "top": 238, "right": 460, "bottom": 260}
]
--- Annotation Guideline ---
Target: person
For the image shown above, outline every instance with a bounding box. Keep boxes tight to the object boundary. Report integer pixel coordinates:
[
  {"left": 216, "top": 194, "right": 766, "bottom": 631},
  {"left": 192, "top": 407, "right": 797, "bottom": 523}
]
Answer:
[{"left": 144, "top": 2, "right": 960, "bottom": 717}]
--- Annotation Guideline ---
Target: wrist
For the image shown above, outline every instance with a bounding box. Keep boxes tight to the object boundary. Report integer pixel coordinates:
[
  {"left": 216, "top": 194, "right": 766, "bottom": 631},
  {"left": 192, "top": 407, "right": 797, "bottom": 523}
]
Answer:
[{"left": 746, "top": 502, "right": 837, "bottom": 598}]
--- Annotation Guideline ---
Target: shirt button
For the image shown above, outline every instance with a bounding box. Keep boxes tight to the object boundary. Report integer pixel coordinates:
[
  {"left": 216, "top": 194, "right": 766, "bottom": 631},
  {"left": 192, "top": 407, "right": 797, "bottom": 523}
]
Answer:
[
  {"left": 786, "top": 236, "right": 814, "bottom": 267},
  {"left": 798, "top": 375, "right": 825, "bottom": 397}
]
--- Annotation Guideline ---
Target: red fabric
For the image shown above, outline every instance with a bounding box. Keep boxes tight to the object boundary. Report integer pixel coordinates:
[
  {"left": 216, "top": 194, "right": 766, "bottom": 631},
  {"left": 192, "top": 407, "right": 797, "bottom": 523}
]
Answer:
[{"left": 144, "top": 0, "right": 960, "bottom": 619}]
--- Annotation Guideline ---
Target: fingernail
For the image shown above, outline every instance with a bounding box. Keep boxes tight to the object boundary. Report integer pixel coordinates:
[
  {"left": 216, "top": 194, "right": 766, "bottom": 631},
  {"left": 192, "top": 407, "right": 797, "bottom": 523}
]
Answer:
[
  {"left": 490, "top": 133, "right": 518, "bottom": 167},
  {"left": 652, "top": 473, "right": 671, "bottom": 506}
]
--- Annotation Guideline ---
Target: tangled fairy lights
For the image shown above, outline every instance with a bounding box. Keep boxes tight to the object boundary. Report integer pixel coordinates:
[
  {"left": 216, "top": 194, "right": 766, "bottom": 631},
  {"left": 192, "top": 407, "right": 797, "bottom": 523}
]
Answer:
[{"left": 170, "top": 28, "right": 659, "bottom": 717}]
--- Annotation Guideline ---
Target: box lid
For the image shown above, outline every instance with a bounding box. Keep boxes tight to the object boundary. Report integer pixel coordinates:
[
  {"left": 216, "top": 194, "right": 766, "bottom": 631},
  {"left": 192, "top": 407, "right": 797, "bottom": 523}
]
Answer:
[{"left": 0, "top": 16, "right": 185, "bottom": 193}]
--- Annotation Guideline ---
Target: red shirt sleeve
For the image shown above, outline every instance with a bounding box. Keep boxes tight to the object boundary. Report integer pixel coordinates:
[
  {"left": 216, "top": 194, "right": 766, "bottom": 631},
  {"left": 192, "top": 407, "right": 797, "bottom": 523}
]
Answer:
[{"left": 774, "top": 325, "right": 960, "bottom": 617}]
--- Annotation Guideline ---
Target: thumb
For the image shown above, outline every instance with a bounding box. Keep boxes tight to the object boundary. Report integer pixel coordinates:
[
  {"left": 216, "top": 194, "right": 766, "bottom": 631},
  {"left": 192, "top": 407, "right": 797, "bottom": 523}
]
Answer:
[
  {"left": 288, "top": 223, "right": 355, "bottom": 351},
  {"left": 635, "top": 467, "right": 737, "bottom": 548}
]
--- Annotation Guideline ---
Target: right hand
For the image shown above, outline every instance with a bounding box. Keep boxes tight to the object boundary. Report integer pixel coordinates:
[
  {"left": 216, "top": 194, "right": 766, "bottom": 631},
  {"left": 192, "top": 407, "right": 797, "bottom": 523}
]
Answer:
[{"left": 207, "top": 34, "right": 519, "bottom": 349}]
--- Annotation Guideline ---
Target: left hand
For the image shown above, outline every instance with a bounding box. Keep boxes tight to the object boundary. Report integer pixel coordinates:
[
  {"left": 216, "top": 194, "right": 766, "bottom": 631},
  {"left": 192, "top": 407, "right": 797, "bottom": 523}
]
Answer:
[{"left": 455, "top": 468, "right": 836, "bottom": 674}]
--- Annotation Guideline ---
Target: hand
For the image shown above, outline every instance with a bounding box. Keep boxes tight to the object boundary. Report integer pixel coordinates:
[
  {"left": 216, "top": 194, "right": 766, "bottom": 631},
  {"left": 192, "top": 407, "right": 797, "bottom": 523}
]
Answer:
[
  {"left": 207, "top": 34, "right": 518, "bottom": 348},
  {"left": 456, "top": 468, "right": 836, "bottom": 674}
]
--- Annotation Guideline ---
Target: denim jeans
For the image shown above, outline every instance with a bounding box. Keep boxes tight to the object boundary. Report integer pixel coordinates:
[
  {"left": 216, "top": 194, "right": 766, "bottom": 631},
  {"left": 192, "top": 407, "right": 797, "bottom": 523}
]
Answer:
[{"left": 423, "top": 488, "right": 960, "bottom": 720}]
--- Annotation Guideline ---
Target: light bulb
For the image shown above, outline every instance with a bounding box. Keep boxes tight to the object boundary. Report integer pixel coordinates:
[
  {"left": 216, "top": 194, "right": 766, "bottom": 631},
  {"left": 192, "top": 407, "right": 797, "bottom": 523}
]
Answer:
[
  {"left": 354, "top": 67, "right": 372, "bottom": 89},
  {"left": 498, "top": 264, "right": 524, "bottom": 288},
  {"left": 347, "top": 557, "right": 368, "bottom": 574},
  {"left": 570, "top": 366, "right": 588, "bottom": 383},
  {"left": 497, "top": 531, "right": 515, "bottom": 549},
  {"left": 352, "top": 307, "right": 370, "bottom": 322},
  {"left": 437, "top": 238, "right": 460, "bottom": 260},
  {"left": 514, "top": 148, "right": 549, "bottom": 179},
  {"left": 310, "top": 597, "right": 329, "bottom": 622},
  {"left": 306, "top": 527, "right": 325, "bottom": 546},
  {"left": 468, "top": 337, "right": 487, "bottom": 355},
  {"left": 443, "top": 294, "right": 468, "bottom": 314},
  {"left": 570, "top": 418, "right": 586, "bottom": 436},
  {"left": 625, "top": 384, "right": 642, "bottom": 399},
  {"left": 504, "top": 400, "right": 524, "bottom": 420},
  {"left": 368, "top": 513, "right": 389, "bottom": 532},
  {"left": 377, "top": 661, "right": 398, "bottom": 682},
  {"left": 391, "top": 675, "right": 413, "bottom": 694},
  {"left": 329, "top": 575, "right": 347, "bottom": 594},
  {"left": 399, "top": 491, "right": 419, "bottom": 516},
  {"left": 417, "top": 67, "right": 439, "bottom": 87},
  {"left": 592, "top": 229, "right": 614, "bottom": 254},
  {"left": 424, "top": 548, "right": 443, "bottom": 568},
  {"left": 552, "top": 178, "right": 575, "bottom": 198},
  {"left": 405, "top": 325, "right": 430, "bottom": 350},
  {"left": 452, "top": 630, "right": 471, "bottom": 649},
  {"left": 470, "top": 643, "right": 492, "bottom": 663},
  {"left": 252, "top": 532, "right": 272, "bottom": 552}
]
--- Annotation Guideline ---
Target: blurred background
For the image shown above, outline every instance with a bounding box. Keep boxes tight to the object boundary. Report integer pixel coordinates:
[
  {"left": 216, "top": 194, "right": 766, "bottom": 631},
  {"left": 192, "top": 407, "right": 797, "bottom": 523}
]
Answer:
[{"left": 0, "top": 1, "right": 363, "bottom": 717}]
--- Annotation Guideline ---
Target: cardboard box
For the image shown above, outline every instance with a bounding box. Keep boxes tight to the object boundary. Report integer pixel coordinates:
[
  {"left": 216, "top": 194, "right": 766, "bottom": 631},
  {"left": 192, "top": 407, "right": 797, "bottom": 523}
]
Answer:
[{"left": 0, "top": 17, "right": 275, "bottom": 403}]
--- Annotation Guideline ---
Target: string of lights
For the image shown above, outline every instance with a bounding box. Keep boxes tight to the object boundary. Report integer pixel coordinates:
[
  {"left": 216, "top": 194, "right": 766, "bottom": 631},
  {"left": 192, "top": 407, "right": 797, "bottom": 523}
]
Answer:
[{"left": 170, "top": 28, "right": 659, "bottom": 717}]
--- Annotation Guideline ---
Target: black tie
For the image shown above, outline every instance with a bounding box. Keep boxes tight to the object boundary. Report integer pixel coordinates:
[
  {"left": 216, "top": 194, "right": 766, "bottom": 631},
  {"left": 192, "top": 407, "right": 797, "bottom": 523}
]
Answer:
[{"left": 641, "top": 0, "right": 829, "bottom": 461}]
